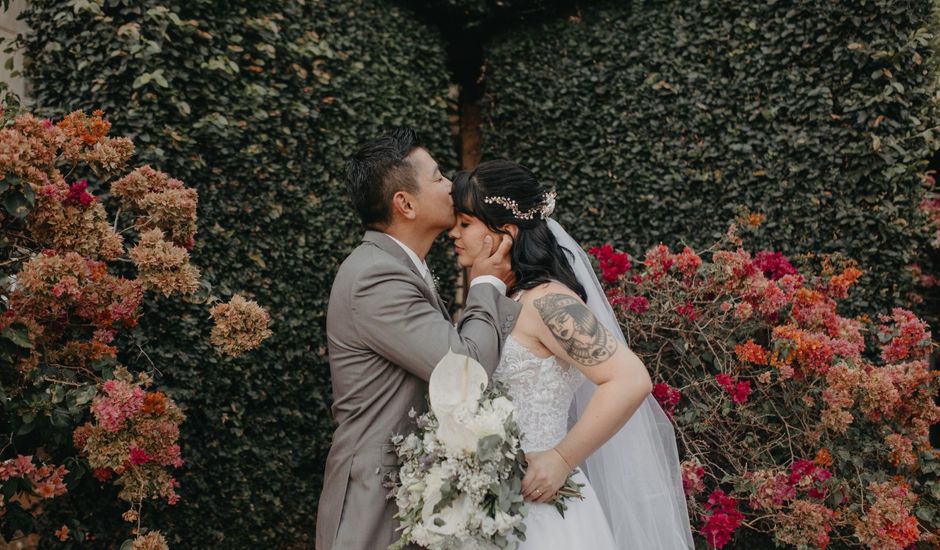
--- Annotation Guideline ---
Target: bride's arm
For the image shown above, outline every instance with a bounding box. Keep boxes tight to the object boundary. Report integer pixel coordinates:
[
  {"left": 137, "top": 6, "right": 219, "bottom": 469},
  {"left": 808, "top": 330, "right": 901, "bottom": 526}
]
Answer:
[{"left": 520, "top": 284, "right": 652, "bottom": 503}]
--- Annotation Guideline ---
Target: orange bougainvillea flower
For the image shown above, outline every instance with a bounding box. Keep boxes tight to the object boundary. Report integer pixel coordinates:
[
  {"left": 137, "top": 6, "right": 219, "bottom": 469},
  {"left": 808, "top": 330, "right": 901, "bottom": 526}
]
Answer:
[
  {"left": 141, "top": 392, "right": 168, "bottom": 416},
  {"left": 826, "top": 267, "right": 863, "bottom": 299},
  {"left": 55, "top": 526, "right": 69, "bottom": 542},
  {"left": 56, "top": 109, "right": 111, "bottom": 145},
  {"left": 736, "top": 340, "right": 769, "bottom": 366},
  {"left": 814, "top": 448, "right": 833, "bottom": 468},
  {"left": 746, "top": 212, "right": 766, "bottom": 227}
]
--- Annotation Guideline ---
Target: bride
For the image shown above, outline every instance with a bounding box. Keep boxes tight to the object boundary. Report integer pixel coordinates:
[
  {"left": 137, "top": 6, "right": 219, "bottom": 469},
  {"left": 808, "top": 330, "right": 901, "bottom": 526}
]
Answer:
[{"left": 447, "top": 160, "right": 695, "bottom": 549}]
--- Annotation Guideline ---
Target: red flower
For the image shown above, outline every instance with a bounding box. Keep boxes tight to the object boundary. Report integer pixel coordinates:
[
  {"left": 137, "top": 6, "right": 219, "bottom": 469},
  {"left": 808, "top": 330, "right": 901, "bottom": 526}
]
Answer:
[
  {"left": 676, "top": 301, "right": 697, "bottom": 321},
  {"left": 675, "top": 246, "right": 702, "bottom": 279},
  {"left": 789, "top": 459, "right": 815, "bottom": 483},
  {"left": 589, "top": 243, "right": 632, "bottom": 282},
  {"left": 129, "top": 446, "right": 152, "bottom": 466},
  {"left": 626, "top": 295, "right": 649, "bottom": 314},
  {"left": 652, "top": 382, "right": 681, "bottom": 419},
  {"left": 731, "top": 381, "right": 752, "bottom": 404},
  {"left": 681, "top": 460, "right": 706, "bottom": 496},
  {"left": 643, "top": 244, "right": 675, "bottom": 280},
  {"left": 878, "top": 308, "right": 931, "bottom": 363},
  {"left": 92, "top": 467, "right": 114, "bottom": 482},
  {"left": 701, "top": 490, "right": 743, "bottom": 548},
  {"left": 63, "top": 179, "right": 96, "bottom": 207},
  {"left": 716, "top": 374, "right": 751, "bottom": 404},
  {"left": 753, "top": 251, "right": 797, "bottom": 280}
]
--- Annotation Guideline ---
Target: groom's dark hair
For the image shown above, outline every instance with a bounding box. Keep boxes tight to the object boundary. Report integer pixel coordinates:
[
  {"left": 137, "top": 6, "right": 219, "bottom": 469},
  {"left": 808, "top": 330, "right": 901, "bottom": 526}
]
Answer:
[{"left": 346, "top": 127, "right": 422, "bottom": 229}]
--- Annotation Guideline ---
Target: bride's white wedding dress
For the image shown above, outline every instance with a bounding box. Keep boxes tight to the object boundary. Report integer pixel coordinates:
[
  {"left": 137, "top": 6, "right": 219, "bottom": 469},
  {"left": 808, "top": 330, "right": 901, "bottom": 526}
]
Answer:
[
  {"left": 487, "top": 219, "right": 694, "bottom": 549},
  {"left": 493, "top": 334, "right": 617, "bottom": 549}
]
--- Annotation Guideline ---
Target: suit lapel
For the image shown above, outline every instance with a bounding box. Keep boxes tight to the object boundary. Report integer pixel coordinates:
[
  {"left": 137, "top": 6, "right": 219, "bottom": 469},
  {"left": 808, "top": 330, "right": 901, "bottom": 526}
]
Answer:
[
  {"left": 433, "top": 286, "right": 450, "bottom": 318},
  {"left": 361, "top": 231, "right": 451, "bottom": 319}
]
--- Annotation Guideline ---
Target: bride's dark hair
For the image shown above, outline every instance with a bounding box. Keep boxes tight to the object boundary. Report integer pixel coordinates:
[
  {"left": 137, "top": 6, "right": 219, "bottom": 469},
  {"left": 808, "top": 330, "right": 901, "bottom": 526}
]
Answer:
[{"left": 452, "top": 160, "right": 586, "bottom": 301}]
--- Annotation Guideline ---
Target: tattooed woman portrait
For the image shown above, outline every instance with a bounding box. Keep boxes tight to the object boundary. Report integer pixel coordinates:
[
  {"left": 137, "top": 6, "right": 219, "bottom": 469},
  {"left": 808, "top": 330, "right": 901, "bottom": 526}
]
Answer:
[{"left": 449, "top": 160, "right": 695, "bottom": 549}]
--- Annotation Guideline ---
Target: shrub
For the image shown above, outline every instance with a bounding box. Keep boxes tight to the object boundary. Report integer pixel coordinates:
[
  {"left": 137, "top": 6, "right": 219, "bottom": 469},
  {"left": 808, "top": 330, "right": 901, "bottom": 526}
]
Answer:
[
  {"left": 484, "top": 0, "right": 940, "bottom": 320},
  {"left": 18, "top": 0, "right": 454, "bottom": 545},
  {"left": 0, "top": 104, "right": 270, "bottom": 547},
  {"left": 592, "top": 226, "right": 940, "bottom": 548}
]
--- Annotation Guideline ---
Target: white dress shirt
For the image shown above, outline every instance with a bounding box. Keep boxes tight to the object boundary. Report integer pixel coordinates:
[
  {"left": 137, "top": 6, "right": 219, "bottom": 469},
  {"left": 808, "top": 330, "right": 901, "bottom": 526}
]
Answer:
[{"left": 385, "top": 234, "right": 507, "bottom": 295}]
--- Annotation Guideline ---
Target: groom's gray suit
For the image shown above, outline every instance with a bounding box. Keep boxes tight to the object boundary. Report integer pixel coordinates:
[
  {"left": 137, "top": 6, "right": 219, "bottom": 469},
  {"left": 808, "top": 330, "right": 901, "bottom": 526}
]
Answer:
[{"left": 315, "top": 231, "right": 521, "bottom": 550}]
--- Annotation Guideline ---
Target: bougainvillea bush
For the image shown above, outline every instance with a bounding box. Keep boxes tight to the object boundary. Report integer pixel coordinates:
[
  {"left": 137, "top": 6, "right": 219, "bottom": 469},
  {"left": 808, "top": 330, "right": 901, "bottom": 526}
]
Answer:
[
  {"left": 0, "top": 104, "right": 271, "bottom": 547},
  {"left": 591, "top": 221, "right": 940, "bottom": 549},
  {"left": 911, "top": 171, "right": 940, "bottom": 333}
]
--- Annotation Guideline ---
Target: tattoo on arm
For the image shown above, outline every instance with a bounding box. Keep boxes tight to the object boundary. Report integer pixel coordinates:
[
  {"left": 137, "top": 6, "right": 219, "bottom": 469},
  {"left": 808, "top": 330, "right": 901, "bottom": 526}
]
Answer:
[{"left": 534, "top": 293, "right": 618, "bottom": 366}]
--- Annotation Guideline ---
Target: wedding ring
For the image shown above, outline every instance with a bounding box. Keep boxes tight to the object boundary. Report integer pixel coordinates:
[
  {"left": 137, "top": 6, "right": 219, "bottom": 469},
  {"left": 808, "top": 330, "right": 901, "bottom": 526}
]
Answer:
[{"left": 534, "top": 489, "right": 542, "bottom": 496}]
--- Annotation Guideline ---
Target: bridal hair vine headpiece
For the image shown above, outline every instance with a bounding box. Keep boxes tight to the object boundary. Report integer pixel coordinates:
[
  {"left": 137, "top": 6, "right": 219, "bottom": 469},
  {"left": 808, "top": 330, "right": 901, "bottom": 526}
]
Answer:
[{"left": 483, "top": 191, "right": 557, "bottom": 220}]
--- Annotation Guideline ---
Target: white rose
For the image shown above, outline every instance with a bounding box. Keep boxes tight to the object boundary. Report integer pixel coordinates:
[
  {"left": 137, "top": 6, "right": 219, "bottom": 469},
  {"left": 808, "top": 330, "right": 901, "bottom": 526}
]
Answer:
[
  {"left": 490, "top": 396, "right": 515, "bottom": 421},
  {"left": 464, "top": 407, "right": 506, "bottom": 441},
  {"left": 411, "top": 524, "right": 443, "bottom": 548}
]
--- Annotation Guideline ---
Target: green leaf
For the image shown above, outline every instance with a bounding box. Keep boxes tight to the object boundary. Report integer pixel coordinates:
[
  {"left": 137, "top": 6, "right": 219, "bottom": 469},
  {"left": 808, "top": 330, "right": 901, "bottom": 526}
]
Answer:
[
  {"left": 916, "top": 506, "right": 935, "bottom": 522},
  {"left": 2, "top": 479, "right": 17, "bottom": 500},
  {"left": 152, "top": 70, "right": 169, "bottom": 88},
  {"left": 2, "top": 326, "right": 32, "bottom": 349},
  {"left": 3, "top": 190, "right": 31, "bottom": 218},
  {"left": 69, "top": 384, "right": 97, "bottom": 407},
  {"left": 20, "top": 181, "right": 33, "bottom": 206},
  {"left": 51, "top": 408, "right": 71, "bottom": 428},
  {"left": 0, "top": 173, "right": 18, "bottom": 194},
  {"left": 16, "top": 420, "right": 34, "bottom": 435},
  {"left": 132, "top": 72, "right": 152, "bottom": 89},
  {"left": 476, "top": 433, "right": 502, "bottom": 460}
]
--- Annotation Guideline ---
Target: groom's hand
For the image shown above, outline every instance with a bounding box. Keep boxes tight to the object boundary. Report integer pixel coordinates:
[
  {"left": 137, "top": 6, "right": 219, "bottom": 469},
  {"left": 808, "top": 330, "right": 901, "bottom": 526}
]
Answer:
[{"left": 469, "top": 235, "right": 513, "bottom": 285}]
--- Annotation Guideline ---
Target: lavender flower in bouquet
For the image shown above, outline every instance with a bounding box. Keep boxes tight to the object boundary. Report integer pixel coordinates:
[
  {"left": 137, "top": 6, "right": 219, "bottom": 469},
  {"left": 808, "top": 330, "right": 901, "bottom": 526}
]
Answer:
[{"left": 387, "top": 350, "right": 583, "bottom": 550}]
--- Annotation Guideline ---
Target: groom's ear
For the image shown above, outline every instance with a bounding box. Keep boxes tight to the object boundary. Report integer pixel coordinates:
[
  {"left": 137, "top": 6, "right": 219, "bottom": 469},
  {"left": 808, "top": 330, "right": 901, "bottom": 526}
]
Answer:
[{"left": 392, "top": 190, "right": 417, "bottom": 220}]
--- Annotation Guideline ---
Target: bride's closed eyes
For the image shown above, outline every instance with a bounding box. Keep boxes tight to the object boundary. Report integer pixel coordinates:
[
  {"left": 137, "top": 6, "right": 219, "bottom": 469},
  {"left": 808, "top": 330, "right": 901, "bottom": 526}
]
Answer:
[{"left": 448, "top": 214, "right": 493, "bottom": 267}]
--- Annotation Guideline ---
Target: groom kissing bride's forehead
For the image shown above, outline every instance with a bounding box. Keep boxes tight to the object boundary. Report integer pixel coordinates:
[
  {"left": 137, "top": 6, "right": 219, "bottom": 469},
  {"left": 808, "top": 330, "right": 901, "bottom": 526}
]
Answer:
[{"left": 315, "top": 128, "right": 522, "bottom": 550}]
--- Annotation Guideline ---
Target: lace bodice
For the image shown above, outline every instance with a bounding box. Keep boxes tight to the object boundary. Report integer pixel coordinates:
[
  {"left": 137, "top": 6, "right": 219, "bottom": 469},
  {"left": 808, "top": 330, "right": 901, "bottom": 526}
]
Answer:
[{"left": 493, "top": 335, "right": 585, "bottom": 452}]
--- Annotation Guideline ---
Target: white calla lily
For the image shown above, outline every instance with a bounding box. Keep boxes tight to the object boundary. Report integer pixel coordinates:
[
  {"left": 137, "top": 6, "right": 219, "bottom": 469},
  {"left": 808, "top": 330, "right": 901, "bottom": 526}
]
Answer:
[{"left": 429, "top": 349, "right": 488, "bottom": 418}]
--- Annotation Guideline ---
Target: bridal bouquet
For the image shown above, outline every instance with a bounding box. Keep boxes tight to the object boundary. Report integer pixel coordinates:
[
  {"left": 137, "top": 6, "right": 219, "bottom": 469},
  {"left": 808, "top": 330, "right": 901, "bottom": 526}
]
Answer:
[{"left": 387, "top": 351, "right": 582, "bottom": 550}]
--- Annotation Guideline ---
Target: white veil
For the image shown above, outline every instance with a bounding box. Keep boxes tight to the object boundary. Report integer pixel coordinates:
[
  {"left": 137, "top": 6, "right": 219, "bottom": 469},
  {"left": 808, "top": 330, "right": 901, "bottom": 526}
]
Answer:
[{"left": 548, "top": 218, "right": 695, "bottom": 549}]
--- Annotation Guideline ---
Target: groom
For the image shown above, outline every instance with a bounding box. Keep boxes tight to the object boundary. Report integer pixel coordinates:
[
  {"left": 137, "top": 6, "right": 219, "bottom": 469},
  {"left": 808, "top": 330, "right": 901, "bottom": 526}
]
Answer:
[{"left": 315, "top": 128, "right": 521, "bottom": 550}]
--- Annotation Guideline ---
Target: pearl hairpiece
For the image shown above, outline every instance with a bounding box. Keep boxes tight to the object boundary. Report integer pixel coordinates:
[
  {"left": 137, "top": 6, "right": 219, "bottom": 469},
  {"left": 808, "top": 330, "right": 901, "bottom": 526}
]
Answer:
[{"left": 483, "top": 191, "right": 557, "bottom": 220}]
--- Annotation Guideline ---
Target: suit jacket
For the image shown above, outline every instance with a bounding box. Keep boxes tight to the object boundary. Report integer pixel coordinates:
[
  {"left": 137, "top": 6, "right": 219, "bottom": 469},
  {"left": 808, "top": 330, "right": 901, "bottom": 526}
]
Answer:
[{"left": 315, "top": 231, "right": 521, "bottom": 550}]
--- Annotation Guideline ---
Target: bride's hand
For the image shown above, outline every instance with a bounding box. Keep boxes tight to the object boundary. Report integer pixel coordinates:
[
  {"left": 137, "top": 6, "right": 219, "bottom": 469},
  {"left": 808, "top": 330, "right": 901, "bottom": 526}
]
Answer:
[{"left": 521, "top": 449, "right": 571, "bottom": 504}]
